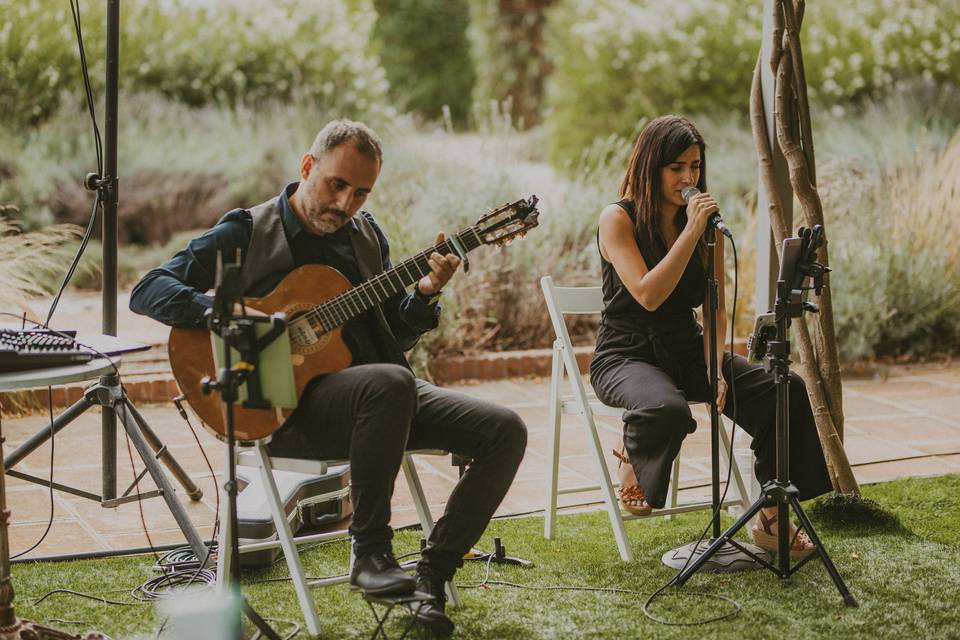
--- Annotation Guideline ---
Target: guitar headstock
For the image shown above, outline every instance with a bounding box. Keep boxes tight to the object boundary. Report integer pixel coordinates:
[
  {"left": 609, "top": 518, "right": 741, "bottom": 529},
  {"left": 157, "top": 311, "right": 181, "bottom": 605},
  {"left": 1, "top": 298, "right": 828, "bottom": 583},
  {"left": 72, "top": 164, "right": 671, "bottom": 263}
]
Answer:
[{"left": 474, "top": 196, "right": 540, "bottom": 247}]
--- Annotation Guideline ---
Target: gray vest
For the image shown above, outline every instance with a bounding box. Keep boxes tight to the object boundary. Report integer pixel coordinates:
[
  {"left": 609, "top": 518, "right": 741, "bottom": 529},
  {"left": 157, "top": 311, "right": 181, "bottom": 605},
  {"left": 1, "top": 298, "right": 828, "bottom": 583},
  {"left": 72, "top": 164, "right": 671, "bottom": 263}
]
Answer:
[{"left": 233, "top": 196, "right": 410, "bottom": 368}]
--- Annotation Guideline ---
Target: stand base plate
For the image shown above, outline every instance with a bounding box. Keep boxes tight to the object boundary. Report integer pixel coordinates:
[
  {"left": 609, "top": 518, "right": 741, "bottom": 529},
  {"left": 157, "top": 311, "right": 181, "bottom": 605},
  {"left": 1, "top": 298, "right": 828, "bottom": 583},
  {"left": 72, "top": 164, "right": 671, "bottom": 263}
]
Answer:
[{"left": 662, "top": 539, "right": 770, "bottom": 572}]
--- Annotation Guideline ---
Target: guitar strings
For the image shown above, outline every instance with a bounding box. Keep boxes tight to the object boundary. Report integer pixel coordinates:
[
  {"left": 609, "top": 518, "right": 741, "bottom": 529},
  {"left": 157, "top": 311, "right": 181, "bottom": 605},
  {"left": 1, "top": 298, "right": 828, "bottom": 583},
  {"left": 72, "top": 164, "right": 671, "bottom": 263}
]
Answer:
[{"left": 294, "top": 229, "right": 482, "bottom": 335}]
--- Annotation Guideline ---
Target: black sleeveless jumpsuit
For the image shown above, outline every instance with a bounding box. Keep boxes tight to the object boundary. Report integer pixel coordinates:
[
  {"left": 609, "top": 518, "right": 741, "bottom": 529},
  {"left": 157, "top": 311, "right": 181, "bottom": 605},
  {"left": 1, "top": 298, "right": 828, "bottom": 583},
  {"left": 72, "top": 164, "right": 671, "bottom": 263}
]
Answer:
[{"left": 589, "top": 199, "right": 832, "bottom": 508}]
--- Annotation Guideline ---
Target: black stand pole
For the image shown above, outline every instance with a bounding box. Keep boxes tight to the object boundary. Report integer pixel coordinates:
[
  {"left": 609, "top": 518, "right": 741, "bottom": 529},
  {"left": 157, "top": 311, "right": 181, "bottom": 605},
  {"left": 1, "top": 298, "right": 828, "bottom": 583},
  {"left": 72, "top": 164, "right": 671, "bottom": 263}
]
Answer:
[
  {"left": 202, "top": 262, "right": 283, "bottom": 640},
  {"left": 662, "top": 230, "right": 766, "bottom": 572},
  {"left": 707, "top": 227, "right": 721, "bottom": 540},
  {"left": 673, "top": 228, "right": 857, "bottom": 606},
  {"left": 100, "top": 0, "right": 120, "bottom": 504}
]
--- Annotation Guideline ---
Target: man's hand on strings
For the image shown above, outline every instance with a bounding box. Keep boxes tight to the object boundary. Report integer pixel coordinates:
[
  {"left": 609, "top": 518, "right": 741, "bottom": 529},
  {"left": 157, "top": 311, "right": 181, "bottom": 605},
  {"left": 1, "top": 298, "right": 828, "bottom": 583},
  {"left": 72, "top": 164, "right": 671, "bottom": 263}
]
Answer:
[{"left": 417, "top": 231, "right": 461, "bottom": 296}]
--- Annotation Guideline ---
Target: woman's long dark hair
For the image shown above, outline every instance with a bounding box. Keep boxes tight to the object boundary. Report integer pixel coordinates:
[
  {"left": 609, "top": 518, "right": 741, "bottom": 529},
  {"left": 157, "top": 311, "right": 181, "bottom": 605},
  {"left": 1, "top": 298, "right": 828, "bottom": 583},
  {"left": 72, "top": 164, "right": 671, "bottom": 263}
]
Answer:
[{"left": 619, "top": 115, "right": 708, "bottom": 268}]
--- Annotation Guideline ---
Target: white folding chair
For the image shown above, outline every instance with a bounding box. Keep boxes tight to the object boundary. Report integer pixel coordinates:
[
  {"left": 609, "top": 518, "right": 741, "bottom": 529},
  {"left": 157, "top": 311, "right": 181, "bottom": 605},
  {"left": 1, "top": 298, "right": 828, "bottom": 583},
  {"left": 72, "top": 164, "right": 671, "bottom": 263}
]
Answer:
[
  {"left": 216, "top": 444, "right": 461, "bottom": 637},
  {"left": 540, "top": 276, "right": 748, "bottom": 562}
]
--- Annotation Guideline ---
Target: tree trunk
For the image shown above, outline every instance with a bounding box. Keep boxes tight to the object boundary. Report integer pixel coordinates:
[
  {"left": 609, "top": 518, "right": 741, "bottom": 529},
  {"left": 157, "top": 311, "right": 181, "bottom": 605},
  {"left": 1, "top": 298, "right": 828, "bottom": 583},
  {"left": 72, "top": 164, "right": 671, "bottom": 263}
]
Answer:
[
  {"left": 779, "top": 0, "right": 845, "bottom": 441},
  {"left": 750, "top": 3, "right": 861, "bottom": 494},
  {"left": 489, "top": 0, "right": 556, "bottom": 127}
]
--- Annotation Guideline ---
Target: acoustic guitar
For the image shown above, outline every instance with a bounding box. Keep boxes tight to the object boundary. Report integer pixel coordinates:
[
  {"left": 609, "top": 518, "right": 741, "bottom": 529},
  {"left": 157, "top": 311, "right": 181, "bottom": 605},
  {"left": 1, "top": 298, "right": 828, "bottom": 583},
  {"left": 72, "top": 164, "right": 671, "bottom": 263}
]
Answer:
[{"left": 169, "top": 196, "right": 540, "bottom": 441}]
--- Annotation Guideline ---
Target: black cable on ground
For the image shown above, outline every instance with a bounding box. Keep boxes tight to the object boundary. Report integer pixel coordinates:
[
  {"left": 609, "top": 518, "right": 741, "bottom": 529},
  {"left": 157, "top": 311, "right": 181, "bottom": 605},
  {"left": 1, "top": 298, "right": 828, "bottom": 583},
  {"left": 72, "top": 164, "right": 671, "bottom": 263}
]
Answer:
[
  {"left": 33, "top": 589, "right": 135, "bottom": 608},
  {"left": 132, "top": 566, "right": 217, "bottom": 603}
]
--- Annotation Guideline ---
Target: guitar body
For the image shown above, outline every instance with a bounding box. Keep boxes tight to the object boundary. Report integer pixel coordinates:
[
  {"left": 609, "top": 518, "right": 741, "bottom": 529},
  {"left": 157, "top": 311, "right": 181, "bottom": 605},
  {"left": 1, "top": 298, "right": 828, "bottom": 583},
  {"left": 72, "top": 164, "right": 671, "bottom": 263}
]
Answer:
[{"left": 169, "top": 264, "right": 353, "bottom": 442}]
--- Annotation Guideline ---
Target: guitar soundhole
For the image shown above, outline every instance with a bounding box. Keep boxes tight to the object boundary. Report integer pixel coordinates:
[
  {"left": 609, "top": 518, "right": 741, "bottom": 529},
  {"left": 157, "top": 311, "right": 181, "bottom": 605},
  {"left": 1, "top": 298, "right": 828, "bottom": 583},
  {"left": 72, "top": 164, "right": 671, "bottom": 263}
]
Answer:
[{"left": 287, "top": 306, "right": 331, "bottom": 355}]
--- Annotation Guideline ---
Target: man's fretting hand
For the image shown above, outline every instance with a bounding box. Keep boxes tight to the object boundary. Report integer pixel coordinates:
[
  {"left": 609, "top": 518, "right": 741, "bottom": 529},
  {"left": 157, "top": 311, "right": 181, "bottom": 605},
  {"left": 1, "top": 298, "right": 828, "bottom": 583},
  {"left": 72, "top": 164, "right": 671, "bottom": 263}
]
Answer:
[{"left": 417, "top": 231, "right": 462, "bottom": 296}]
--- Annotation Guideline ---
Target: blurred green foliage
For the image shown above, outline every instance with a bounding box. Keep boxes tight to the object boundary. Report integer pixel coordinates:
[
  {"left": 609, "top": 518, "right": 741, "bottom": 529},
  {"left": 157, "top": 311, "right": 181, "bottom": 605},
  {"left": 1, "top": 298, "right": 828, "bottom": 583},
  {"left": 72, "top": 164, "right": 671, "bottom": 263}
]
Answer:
[
  {"left": 0, "top": 0, "right": 393, "bottom": 128},
  {"left": 373, "top": 0, "right": 475, "bottom": 126},
  {"left": 544, "top": 0, "right": 960, "bottom": 165}
]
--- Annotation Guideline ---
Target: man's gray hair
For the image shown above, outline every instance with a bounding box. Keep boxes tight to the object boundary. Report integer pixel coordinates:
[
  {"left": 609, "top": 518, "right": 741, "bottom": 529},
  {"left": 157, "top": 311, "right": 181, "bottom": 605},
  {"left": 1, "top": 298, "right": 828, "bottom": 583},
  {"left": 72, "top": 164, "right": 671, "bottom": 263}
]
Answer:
[{"left": 308, "top": 119, "right": 383, "bottom": 165}]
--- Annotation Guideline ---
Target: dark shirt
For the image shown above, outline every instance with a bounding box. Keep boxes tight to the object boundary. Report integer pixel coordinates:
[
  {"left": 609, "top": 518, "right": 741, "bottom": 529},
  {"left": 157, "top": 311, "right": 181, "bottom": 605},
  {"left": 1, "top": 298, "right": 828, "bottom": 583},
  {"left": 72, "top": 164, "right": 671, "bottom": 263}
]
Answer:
[{"left": 129, "top": 182, "right": 440, "bottom": 365}]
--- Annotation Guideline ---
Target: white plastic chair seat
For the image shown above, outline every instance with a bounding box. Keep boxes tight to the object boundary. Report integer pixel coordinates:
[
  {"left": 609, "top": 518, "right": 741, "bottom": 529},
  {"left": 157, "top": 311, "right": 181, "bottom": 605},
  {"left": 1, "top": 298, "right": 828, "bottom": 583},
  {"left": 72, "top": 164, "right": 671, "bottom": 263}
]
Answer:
[{"left": 540, "top": 276, "right": 748, "bottom": 562}]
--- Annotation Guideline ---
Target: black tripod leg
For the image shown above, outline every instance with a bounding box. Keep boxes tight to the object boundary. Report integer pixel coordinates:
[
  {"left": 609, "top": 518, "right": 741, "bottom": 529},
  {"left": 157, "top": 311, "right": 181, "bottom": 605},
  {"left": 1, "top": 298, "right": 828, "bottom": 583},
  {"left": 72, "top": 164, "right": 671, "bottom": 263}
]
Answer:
[
  {"left": 675, "top": 497, "right": 767, "bottom": 585},
  {"left": 115, "top": 401, "right": 207, "bottom": 561},
  {"left": 790, "top": 497, "right": 858, "bottom": 607},
  {"left": 241, "top": 597, "right": 281, "bottom": 640}
]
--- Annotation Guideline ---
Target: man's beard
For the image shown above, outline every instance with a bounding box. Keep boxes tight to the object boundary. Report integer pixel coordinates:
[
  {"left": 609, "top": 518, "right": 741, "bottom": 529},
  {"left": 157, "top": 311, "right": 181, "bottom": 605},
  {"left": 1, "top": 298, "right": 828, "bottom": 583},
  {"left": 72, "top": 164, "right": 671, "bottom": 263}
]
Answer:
[{"left": 303, "top": 203, "right": 347, "bottom": 235}]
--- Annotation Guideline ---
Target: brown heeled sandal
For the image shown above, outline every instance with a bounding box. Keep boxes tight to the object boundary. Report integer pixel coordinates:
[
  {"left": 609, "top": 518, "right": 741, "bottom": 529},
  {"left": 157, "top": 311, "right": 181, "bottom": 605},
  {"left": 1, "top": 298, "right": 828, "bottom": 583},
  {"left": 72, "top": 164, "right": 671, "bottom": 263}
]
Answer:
[
  {"left": 612, "top": 447, "right": 652, "bottom": 516},
  {"left": 750, "top": 509, "right": 816, "bottom": 559}
]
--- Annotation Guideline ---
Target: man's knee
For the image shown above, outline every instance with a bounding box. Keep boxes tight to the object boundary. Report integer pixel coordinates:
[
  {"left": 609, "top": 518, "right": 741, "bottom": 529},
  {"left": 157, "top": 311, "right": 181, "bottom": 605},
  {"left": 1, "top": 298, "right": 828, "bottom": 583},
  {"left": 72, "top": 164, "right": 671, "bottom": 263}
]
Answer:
[
  {"left": 468, "top": 406, "right": 527, "bottom": 464},
  {"left": 497, "top": 408, "right": 528, "bottom": 458},
  {"left": 361, "top": 364, "right": 418, "bottom": 410}
]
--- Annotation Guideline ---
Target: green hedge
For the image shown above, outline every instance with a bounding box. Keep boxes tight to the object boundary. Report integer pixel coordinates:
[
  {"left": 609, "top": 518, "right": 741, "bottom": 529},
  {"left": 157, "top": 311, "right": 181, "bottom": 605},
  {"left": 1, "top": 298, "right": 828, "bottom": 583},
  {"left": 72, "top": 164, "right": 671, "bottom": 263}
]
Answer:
[
  {"left": 545, "top": 0, "right": 960, "bottom": 165},
  {"left": 0, "top": 0, "right": 393, "bottom": 127},
  {"left": 373, "top": 0, "right": 475, "bottom": 125}
]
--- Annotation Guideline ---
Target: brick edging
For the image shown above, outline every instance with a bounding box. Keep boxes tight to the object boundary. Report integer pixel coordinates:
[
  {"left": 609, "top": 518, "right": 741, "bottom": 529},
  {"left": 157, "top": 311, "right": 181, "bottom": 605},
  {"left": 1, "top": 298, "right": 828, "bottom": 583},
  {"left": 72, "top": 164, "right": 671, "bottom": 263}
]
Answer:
[
  {"left": 427, "top": 347, "right": 593, "bottom": 384},
  {"left": 1, "top": 340, "right": 748, "bottom": 412},
  {"left": 428, "top": 338, "right": 748, "bottom": 385}
]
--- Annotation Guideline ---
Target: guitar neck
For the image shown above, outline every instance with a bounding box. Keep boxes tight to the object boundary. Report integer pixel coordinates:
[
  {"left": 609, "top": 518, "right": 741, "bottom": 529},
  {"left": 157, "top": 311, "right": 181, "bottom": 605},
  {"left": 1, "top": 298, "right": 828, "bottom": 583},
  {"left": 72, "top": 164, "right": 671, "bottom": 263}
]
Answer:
[{"left": 313, "top": 226, "right": 483, "bottom": 331}]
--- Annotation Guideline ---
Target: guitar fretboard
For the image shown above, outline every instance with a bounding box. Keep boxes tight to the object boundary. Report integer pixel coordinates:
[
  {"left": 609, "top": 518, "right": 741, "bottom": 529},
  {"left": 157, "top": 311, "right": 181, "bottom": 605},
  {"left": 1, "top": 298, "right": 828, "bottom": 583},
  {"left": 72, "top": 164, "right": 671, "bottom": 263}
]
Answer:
[{"left": 298, "top": 227, "right": 483, "bottom": 335}]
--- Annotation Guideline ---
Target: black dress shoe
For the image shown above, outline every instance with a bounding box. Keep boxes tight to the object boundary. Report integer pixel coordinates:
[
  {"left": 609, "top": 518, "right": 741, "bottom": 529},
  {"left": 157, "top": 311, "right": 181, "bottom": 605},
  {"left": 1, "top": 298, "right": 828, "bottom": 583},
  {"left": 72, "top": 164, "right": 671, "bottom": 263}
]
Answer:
[
  {"left": 412, "top": 574, "right": 454, "bottom": 637},
  {"left": 349, "top": 552, "right": 416, "bottom": 597}
]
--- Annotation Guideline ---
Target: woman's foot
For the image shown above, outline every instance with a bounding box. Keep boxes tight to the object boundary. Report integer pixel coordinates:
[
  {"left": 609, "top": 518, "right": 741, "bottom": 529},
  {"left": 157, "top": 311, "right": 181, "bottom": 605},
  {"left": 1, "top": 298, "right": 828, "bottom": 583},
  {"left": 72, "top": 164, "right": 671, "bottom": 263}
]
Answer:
[
  {"left": 612, "top": 446, "right": 652, "bottom": 516},
  {"left": 750, "top": 508, "right": 816, "bottom": 559}
]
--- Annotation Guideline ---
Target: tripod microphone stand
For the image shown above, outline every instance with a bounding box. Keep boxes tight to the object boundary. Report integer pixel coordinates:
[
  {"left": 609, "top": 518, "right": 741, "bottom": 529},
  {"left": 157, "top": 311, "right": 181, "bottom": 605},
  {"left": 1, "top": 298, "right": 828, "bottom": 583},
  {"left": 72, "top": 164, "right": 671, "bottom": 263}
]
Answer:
[
  {"left": 662, "top": 223, "right": 766, "bottom": 572},
  {"left": 200, "top": 259, "right": 283, "bottom": 640},
  {"left": 673, "top": 226, "right": 857, "bottom": 606}
]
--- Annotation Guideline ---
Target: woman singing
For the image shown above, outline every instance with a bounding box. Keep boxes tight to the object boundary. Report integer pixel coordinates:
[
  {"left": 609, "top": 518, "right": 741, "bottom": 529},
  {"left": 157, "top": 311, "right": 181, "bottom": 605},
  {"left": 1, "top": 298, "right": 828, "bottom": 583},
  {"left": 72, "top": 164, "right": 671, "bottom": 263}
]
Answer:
[{"left": 589, "top": 115, "right": 832, "bottom": 557}]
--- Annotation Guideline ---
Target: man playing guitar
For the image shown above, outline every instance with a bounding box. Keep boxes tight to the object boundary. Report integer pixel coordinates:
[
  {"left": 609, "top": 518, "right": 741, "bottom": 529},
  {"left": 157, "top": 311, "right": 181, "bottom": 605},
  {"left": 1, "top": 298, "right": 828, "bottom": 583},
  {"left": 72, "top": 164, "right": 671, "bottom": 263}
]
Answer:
[{"left": 130, "top": 119, "right": 528, "bottom": 636}]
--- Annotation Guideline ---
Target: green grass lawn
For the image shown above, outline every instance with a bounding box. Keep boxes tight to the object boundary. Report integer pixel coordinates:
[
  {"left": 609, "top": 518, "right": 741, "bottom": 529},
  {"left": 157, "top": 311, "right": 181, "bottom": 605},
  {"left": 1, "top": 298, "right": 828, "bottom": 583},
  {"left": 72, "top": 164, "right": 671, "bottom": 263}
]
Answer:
[{"left": 12, "top": 474, "right": 960, "bottom": 639}]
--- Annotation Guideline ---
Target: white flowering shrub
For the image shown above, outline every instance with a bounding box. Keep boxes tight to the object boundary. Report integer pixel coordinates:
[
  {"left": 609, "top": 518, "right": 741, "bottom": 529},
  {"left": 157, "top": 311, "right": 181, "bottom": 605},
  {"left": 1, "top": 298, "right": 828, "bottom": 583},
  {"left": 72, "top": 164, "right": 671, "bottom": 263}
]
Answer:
[
  {"left": 545, "top": 0, "right": 960, "bottom": 164},
  {"left": 0, "top": 0, "right": 393, "bottom": 127},
  {"left": 0, "top": 0, "right": 79, "bottom": 125}
]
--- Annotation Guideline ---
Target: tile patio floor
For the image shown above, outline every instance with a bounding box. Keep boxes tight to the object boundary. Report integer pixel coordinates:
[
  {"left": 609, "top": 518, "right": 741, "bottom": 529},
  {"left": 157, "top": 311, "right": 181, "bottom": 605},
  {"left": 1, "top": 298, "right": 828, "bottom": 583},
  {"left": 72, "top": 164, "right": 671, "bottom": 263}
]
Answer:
[{"left": 4, "top": 361, "right": 960, "bottom": 560}]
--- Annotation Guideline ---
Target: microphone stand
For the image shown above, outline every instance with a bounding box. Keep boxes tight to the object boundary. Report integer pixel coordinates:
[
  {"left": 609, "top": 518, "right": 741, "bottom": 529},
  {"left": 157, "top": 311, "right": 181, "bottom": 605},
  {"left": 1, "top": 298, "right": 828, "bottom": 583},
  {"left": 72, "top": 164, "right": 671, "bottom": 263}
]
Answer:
[
  {"left": 662, "top": 223, "right": 766, "bottom": 572},
  {"left": 673, "top": 226, "right": 857, "bottom": 606}
]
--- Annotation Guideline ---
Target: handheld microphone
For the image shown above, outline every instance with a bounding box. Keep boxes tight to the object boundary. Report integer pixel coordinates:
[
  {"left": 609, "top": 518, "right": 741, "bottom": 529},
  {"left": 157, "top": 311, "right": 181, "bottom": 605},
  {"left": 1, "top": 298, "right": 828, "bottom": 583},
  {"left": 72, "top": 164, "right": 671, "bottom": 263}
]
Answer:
[{"left": 681, "top": 186, "right": 732, "bottom": 238}]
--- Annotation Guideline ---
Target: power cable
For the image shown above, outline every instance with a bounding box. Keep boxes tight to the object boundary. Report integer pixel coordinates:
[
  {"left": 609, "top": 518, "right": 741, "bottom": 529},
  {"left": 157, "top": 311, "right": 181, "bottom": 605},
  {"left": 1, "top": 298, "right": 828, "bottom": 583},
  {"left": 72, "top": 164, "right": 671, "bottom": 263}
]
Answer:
[{"left": 46, "top": 0, "right": 106, "bottom": 326}]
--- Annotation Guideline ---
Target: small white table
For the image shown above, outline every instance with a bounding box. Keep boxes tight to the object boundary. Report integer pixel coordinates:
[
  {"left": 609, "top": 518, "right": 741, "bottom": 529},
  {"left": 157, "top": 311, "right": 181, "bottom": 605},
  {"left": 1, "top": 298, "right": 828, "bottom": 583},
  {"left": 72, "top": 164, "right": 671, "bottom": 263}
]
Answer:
[{"left": 0, "top": 357, "right": 118, "bottom": 391}]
